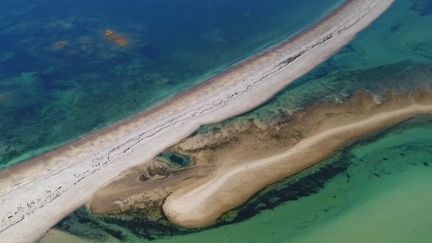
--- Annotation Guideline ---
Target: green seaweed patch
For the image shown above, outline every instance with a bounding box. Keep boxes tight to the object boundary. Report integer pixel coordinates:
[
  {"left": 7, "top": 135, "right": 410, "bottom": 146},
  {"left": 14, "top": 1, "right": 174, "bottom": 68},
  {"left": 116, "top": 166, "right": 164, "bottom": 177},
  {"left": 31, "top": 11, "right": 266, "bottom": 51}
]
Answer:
[
  {"left": 56, "top": 208, "right": 127, "bottom": 241},
  {"left": 57, "top": 206, "right": 198, "bottom": 241}
]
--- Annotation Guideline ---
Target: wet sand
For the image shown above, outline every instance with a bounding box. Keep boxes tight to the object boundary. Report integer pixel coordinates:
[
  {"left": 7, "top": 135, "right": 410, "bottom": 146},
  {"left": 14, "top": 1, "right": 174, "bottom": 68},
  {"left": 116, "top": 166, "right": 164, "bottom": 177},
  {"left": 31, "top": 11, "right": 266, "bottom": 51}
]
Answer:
[{"left": 0, "top": 0, "right": 393, "bottom": 242}]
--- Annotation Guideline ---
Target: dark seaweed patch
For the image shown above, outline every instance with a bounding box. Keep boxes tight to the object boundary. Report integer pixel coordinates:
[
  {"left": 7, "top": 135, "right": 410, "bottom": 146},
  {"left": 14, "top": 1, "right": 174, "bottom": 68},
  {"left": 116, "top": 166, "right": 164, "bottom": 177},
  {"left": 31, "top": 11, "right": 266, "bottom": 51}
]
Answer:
[
  {"left": 410, "top": 0, "right": 432, "bottom": 16},
  {"left": 224, "top": 152, "right": 351, "bottom": 224},
  {"left": 390, "top": 22, "right": 403, "bottom": 33},
  {"left": 141, "top": 46, "right": 160, "bottom": 59},
  {"left": 104, "top": 228, "right": 127, "bottom": 240}
]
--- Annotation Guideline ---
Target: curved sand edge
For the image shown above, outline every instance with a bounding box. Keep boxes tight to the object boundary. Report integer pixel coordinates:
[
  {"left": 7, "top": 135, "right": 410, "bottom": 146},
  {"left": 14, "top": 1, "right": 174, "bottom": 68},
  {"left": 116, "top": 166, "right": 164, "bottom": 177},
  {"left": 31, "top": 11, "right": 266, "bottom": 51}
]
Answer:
[
  {"left": 0, "top": 1, "right": 393, "bottom": 242},
  {"left": 162, "top": 94, "right": 432, "bottom": 228}
]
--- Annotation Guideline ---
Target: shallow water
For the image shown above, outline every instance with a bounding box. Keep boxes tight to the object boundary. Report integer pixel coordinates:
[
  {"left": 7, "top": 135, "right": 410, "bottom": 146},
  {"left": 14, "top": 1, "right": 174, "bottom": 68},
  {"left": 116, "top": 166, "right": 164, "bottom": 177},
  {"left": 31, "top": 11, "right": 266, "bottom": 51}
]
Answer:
[{"left": 0, "top": 0, "right": 341, "bottom": 168}]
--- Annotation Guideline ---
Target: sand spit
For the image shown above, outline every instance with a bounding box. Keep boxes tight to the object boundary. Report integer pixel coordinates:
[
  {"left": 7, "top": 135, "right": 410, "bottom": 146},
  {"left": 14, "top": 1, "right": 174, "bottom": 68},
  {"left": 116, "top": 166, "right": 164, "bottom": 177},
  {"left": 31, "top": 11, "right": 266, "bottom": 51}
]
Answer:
[
  {"left": 162, "top": 91, "right": 432, "bottom": 227},
  {"left": 88, "top": 90, "right": 432, "bottom": 228},
  {"left": 0, "top": 0, "right": 393, "bottom": 242}
]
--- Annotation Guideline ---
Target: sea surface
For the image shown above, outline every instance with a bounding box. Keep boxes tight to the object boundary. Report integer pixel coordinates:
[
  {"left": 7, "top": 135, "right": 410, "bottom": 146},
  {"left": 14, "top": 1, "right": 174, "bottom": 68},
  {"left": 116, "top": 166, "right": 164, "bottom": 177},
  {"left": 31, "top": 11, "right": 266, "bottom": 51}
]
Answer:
[
  {"left": 3, "top": 0, "right": 432, "bottom": 242},
  {"left": 0, "top": 0, "right": 341, "bottom": 168},
  {"left": 49, "top": 0, "right": 432, "bottom": 242}
]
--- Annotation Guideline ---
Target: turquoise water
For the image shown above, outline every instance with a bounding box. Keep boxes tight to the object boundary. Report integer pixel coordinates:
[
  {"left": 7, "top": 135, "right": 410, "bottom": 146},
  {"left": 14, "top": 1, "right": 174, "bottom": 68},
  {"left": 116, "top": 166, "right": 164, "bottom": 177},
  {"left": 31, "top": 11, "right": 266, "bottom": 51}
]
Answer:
[
  {"left": 51, "top": 0, "right": 432, "bottom": 242},
  {"left": 0, "top": 0, "right": 341, "bottom": 168}
]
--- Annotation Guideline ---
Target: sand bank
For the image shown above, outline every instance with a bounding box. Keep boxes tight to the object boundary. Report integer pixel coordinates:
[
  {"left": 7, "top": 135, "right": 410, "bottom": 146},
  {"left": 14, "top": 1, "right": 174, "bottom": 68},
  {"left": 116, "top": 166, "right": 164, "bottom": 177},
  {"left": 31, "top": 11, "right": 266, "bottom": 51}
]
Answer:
[
  {"left": 162, "top": 91, "right": 432, "bottom": 227},
  {"left": 0, "top": 0, "right": 393, "bottom": 242}
]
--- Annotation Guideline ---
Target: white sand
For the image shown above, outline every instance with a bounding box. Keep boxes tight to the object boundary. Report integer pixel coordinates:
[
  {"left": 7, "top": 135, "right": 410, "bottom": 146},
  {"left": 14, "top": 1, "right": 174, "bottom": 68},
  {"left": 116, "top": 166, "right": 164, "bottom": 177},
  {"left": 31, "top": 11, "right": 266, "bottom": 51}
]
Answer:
[{"left": 0, "top": 0, "right": 394, "bottom": 242}]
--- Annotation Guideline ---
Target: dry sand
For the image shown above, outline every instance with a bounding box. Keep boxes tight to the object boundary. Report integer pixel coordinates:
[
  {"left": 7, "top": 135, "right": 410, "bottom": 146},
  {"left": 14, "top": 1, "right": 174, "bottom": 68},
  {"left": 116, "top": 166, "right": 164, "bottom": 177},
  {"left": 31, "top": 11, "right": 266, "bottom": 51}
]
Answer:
[{"left": 0, "top": 0, "right": 394, "bottom": 242}]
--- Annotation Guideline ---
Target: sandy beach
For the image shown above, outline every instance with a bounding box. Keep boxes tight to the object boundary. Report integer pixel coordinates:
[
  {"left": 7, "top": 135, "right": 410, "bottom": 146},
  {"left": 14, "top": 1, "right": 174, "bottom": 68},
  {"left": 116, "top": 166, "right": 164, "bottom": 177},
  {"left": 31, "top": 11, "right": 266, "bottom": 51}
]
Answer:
[{"left": 0, "top": 0, "right": 393, "bottom": 242}]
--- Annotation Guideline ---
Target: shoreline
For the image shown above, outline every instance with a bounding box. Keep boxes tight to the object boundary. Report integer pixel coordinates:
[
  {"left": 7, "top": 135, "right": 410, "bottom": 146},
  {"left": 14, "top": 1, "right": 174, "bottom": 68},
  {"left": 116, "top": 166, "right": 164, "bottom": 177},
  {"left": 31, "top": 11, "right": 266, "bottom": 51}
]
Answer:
[{"left": 0, "top": 1, "right": 394, "bottom": 242}]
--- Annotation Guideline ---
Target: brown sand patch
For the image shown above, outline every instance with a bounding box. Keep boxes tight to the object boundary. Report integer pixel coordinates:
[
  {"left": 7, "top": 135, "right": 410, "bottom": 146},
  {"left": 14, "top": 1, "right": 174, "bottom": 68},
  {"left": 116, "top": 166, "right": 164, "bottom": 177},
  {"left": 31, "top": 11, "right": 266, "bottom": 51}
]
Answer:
[
  {"left": 52, "top": 40, "right": 68, "bottom": 50},
  {"left": 104, "top": 29, "right": 128, "bottom": 47}
]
